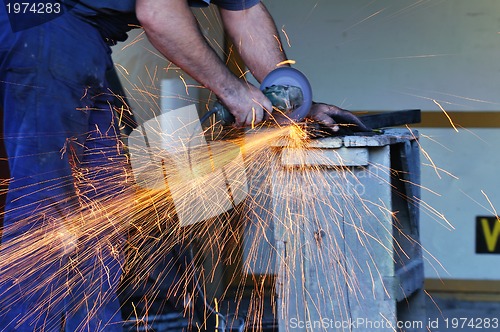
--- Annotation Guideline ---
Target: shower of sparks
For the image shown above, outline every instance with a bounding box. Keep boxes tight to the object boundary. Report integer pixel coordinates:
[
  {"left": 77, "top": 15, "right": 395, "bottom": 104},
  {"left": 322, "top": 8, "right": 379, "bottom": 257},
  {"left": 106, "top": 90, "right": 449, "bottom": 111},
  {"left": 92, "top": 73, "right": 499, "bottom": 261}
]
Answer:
[
  {"left": 1, "top": 49, "right": 453, "bottom": 330},
  {"left": 0, "top": 109, "right": 441, "bottom": 330},
  {"left": 0, "top": 4, "right": 476, "bottom": 331}
]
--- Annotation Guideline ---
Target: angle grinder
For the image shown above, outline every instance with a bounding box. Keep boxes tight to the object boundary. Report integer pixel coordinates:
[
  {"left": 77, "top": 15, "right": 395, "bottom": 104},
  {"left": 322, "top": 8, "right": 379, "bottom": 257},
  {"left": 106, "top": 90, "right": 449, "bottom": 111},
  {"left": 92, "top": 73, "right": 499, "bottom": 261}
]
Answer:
[{"left": 205, "top": 67, "right": 313, "bottom": 127}]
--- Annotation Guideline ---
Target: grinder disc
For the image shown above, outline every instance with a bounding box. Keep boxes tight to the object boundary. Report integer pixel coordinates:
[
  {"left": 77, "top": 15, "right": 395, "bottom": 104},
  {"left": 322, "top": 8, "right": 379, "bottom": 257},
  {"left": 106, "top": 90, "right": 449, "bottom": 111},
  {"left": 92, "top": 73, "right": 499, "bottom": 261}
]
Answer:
[{"left": 260, "top": 67, "right": 313, "bottom": 124}]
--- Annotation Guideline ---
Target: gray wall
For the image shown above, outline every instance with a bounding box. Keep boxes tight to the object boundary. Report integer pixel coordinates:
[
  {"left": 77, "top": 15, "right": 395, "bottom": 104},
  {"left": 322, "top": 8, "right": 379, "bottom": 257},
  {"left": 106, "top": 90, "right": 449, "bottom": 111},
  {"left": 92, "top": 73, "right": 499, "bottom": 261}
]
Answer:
[{"left": 264, "top": 0, "right": 500, "bottom": 111}]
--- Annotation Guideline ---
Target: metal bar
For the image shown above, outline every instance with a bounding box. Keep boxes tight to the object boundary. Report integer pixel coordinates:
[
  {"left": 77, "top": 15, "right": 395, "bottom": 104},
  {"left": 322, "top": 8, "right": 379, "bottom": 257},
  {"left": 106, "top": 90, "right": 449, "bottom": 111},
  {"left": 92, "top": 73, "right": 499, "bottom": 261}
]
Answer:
[
  {"left": 359, "top": 109, "right": 421, "bottom": 129},
  {"left": 303, "top": 109, "right": 421, "bottom": 138}
]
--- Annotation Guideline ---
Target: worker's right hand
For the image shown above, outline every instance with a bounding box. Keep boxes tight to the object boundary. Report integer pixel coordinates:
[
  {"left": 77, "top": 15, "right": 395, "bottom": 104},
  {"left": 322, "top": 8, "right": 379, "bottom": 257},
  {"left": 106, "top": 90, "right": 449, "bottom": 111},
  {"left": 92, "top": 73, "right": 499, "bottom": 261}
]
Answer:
[{"left": 219, "top": 83, "right": 273, "bottom": 127}]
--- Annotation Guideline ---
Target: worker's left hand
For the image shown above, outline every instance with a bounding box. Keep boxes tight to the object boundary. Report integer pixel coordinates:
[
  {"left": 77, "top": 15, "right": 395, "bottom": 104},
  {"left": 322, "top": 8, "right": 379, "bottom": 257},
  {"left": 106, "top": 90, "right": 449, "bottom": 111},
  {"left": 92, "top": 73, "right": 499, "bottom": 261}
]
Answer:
[{"left": 307, "top": 102, "right": 371, "bottom": 132}]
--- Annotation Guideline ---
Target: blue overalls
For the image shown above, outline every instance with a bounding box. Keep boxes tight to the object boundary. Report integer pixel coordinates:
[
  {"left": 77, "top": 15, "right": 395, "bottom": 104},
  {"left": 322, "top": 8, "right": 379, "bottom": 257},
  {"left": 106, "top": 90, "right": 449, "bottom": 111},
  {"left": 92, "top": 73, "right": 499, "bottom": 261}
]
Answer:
[
  {"left": 0, "top": 6, "right": 131, "bottom": 331},
  {"left": 1, "top": 0, "right": 263, "bottom": 330}
]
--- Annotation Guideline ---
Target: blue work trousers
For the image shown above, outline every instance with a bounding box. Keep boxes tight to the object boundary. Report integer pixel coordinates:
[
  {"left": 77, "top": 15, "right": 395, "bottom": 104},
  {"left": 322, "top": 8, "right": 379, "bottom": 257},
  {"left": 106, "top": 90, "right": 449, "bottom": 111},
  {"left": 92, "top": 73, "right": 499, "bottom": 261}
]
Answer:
[{"left": 0, "top": 9, "right": 130, "bottom": 332}]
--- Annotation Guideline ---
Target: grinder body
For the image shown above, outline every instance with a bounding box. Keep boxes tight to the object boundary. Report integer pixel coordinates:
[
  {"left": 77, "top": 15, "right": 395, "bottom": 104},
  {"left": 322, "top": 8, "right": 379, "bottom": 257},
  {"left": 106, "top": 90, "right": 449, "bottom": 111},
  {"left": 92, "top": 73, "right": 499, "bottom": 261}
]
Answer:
[{"left": 212, "top": 67, "right": 313, "bottom": 126}]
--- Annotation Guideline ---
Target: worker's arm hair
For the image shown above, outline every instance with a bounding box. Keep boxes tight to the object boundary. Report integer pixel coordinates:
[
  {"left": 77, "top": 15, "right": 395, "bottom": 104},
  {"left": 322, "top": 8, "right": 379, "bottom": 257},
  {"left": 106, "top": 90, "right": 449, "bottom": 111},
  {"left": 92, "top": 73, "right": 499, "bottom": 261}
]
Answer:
[
  {"left": 220, "top": 3, "right": 288, "bottom": 82},
  {"left": 135, "top": 0, "right": 272, "bottom": 126},
  {"left": 135, "top": 0, "right": 240, "bottom": 101}
]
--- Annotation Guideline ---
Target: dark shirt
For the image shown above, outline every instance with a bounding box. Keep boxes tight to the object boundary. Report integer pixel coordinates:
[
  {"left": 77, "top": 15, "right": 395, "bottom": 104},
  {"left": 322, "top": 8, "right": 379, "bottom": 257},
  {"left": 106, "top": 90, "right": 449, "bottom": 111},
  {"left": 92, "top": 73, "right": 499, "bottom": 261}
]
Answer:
[{"left": 62, "top": 0, "right": 260, "bottom": 44}]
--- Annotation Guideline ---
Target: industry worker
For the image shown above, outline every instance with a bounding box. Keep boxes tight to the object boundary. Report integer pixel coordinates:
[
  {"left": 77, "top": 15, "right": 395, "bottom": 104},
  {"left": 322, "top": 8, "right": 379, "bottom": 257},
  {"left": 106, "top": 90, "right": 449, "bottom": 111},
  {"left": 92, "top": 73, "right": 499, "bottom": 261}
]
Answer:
[{"left": 0, "top": 0, "right": 368, "bottom": 331}]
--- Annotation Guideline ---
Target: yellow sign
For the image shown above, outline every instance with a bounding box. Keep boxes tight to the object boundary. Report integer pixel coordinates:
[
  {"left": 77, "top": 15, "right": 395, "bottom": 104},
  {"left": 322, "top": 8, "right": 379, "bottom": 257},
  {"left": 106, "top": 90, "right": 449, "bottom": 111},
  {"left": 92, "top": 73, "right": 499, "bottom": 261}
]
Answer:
[{"left": 476, "top": 216, "right": 500, "bottom": 254}]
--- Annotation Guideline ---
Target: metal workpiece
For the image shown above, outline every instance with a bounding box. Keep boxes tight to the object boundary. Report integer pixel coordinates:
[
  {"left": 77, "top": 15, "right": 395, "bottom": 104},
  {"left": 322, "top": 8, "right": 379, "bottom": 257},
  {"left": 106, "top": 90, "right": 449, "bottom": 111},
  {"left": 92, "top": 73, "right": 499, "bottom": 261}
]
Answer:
[{"left": 302, "top": 109, "right": 421, "bottom": 138}]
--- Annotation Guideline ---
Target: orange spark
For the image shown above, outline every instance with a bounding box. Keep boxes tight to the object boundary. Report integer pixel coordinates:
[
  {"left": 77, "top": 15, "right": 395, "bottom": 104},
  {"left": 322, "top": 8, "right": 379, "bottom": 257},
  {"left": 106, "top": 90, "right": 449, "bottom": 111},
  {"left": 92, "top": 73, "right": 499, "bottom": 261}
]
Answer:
[
  {"left": 276, "top": 59, "right": 296, "bottom": 67},
  {"left": 433, "top": 99, "right": 459, "bottom": 132},
  {"left": 281, "top": 26, "right": 291, "bottom": 48}
]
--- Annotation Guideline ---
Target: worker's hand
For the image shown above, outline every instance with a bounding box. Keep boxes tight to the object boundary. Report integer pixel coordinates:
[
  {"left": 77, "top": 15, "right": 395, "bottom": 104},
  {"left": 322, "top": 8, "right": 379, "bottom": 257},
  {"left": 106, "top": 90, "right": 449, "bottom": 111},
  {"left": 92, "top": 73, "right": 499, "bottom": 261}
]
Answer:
[
  {"left": 221, "top": 83, "right": 273, "bottom": 127},
  {"left": 308, "top": 102, "right": 371, "bottom": 132}
]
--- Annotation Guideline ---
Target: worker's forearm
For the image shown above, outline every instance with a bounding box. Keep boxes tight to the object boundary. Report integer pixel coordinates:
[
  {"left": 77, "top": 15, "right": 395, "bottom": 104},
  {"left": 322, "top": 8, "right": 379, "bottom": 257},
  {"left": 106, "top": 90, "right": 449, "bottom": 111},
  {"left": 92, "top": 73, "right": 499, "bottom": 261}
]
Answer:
[
  {"left": 136, "top": 0, "right": 272, "bottom": 126},
  {"left": 136, "top": 0, "right": 241, "bottom": 101},
  {"left": 220, "top": 3, "right": 288, "bottom": 83}
]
